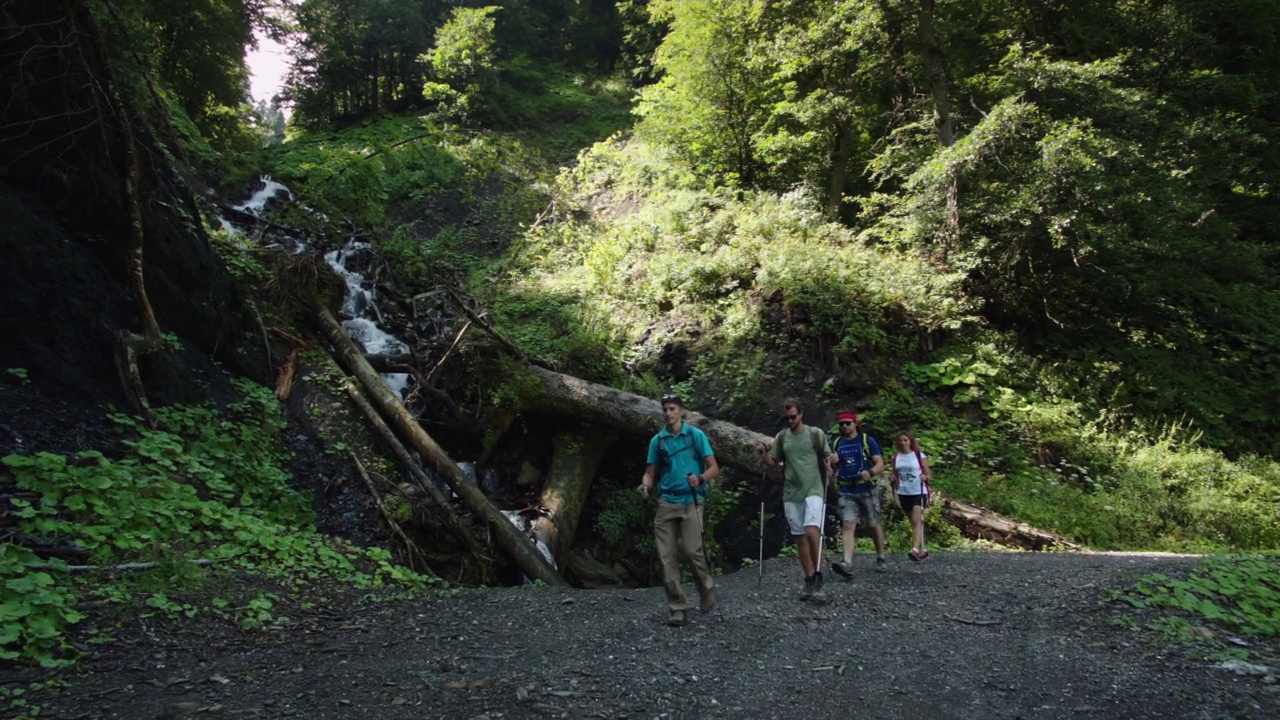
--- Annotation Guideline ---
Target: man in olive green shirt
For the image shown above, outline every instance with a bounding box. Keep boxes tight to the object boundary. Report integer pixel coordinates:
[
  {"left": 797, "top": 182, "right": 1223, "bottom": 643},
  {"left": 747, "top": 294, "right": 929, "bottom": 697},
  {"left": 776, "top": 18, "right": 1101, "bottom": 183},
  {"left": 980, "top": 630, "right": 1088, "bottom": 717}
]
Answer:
[{"left": 759, "top": 399, "right": 833, "bottom": 603}]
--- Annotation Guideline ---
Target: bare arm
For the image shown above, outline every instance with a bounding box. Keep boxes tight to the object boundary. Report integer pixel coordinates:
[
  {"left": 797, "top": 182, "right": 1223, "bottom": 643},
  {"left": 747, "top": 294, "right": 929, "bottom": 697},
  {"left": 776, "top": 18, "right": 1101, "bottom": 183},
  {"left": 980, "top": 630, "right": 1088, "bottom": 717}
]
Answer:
[
  {"left": 637, "top": 464, "right": 656, "bottom": 498},
  {"left": 687, "top": 455, "right": 720, "bottom": 489},
  {"left": 758, "top": 439, "right": 780, "bottom": 468},
  {"left": 920, "top": 455, "right": 932, "bottom": 481}
]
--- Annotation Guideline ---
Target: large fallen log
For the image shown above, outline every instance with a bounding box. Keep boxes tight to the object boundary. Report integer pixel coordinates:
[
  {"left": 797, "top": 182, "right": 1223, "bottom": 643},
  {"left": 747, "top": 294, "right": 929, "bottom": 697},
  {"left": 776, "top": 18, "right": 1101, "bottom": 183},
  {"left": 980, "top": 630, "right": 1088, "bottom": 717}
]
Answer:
[
  {"left": 315, "top": 304, "right": 567, "bottom": 587},
  {"left": 517, "top": 365, "right": 1083, "bottom": 552},
  {"left": 517, "top": 366, "right": 778, "bottom": 477},
  {"left": 935, "top": 493, "right": 1080, "bottom": 551}
]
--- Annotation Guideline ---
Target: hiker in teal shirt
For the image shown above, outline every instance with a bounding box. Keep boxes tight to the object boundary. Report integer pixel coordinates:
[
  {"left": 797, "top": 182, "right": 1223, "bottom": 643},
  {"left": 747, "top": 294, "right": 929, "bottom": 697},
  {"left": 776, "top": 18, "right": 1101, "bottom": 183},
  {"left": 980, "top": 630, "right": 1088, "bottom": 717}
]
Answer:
[{"left": 637, "top": 394, "right": 719, "bottom": 626}]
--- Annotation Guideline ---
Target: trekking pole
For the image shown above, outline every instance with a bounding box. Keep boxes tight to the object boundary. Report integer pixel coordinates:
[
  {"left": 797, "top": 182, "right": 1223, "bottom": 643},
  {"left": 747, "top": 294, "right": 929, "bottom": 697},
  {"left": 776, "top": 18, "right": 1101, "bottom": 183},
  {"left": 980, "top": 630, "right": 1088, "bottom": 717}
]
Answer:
[
  {"left": 815, "top": 476, "right": 828, "bottom": 575},
  {"left": 687, "top": 474, "right": 712, "bottom": 565},
  {"left": 757, "top": 470, "right": 765, "bottom": 586}
]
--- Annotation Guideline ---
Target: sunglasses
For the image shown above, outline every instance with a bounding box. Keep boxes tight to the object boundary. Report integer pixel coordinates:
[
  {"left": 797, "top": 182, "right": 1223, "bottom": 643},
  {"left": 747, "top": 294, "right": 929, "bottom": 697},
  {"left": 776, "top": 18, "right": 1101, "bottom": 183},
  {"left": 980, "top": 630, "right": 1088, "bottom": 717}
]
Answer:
[
  {"left": 785, "top": 414, "right": 799, "bottom": 420},
  {"left": 839, "top": 421, "right": 854, "bottom": 426},
  {"left": 661, "top": 394, "right": 682, "bottom": 404}
]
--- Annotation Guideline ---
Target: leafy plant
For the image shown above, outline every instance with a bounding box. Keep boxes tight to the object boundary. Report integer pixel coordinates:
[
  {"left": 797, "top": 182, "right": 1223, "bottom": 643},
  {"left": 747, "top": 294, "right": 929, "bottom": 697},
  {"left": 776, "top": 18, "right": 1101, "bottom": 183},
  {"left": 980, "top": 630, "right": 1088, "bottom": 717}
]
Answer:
[
  {"left": 1116, "top": 555, "right": 1280, "bottom": 638},
  {"left": 0, "top": 378, "right": 436, "bottom": 666}
]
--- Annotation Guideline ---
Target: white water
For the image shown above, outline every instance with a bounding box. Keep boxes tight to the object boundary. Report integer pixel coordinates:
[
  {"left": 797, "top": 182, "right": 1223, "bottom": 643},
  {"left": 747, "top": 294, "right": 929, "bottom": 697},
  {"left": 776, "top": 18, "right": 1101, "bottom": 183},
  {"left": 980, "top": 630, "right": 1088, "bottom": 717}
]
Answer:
[
  {"left": 233, "top": 176, "right": 293, "bottom": 214},
  {"left": 501, "top": 510, "right": 556, "bottom": 571},
  {"left": 224, "top": 177, "right": 546, "bottom": 560}
]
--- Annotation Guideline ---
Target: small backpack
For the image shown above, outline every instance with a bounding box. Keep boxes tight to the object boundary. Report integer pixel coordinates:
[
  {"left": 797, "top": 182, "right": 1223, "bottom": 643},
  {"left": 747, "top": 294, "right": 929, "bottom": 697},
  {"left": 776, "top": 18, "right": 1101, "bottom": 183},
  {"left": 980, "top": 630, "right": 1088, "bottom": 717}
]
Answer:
[{"left": 892, "top": 448, "right": 931, "bottom": 505}]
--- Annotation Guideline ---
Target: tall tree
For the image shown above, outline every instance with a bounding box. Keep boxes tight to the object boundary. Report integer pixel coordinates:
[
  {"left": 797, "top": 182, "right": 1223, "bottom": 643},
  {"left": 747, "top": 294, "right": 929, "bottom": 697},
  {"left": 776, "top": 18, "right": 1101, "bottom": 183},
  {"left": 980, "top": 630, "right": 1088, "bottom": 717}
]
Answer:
[{"left": 634, "top": 0, "right": 772, "bottom": 187}]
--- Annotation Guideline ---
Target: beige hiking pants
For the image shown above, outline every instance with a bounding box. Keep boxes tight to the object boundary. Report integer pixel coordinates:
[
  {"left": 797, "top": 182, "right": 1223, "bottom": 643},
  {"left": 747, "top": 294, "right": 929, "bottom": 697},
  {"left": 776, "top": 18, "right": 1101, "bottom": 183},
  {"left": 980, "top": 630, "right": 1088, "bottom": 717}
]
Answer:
[{"left": 653, "top": 499, "right": 714, "bottom": 611}]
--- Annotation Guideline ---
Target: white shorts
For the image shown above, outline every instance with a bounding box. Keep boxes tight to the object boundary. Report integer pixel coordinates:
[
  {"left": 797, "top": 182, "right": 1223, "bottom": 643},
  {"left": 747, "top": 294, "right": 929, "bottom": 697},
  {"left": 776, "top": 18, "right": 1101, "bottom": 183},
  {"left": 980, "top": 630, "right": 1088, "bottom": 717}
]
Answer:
[{"left": 784, "top": 496, "right": 824, "bottom": 536}]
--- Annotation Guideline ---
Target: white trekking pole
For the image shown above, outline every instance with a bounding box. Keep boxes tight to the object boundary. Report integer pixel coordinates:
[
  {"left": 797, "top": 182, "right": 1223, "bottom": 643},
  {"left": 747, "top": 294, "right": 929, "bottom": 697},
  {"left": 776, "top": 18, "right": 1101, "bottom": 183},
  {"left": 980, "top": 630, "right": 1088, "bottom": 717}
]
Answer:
[{"left": 815, "top": 475, "right": 828, "bottom": 575}]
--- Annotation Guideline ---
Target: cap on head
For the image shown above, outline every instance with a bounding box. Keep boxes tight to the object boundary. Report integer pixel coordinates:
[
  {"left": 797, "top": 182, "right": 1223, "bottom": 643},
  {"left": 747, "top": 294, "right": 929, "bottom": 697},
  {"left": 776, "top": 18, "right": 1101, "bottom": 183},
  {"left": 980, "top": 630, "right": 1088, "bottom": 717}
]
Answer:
[
  {"left": 838, "top": 412, "right": 858, "bottom": 423},
  {"left": 660, "top": 393, "right": 684, "bottom": 407}
]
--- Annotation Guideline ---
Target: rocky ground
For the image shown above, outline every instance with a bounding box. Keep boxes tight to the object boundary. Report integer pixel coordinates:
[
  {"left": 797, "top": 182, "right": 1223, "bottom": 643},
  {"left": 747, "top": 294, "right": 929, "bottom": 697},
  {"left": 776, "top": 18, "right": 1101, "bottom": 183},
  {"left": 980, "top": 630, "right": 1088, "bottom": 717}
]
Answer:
[{"left": 21, "top": 551, "right": 1279, "bottom": 719}]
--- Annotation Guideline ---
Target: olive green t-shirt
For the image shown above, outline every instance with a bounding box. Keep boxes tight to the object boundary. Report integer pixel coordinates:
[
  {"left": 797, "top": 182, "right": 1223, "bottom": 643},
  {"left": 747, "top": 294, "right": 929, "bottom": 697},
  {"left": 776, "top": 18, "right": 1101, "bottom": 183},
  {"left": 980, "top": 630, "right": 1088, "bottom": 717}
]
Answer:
[{"left": 770, "top": 426, "right": 830, "bottom": 502}]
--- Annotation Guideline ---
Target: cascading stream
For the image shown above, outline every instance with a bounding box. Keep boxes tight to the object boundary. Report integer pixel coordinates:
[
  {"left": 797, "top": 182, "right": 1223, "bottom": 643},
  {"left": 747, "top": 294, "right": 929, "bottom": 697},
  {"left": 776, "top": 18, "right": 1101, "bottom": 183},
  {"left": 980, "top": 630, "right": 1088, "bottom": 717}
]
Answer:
[{"left": 218, "top": 176, "right": 554, "bottom": 571}]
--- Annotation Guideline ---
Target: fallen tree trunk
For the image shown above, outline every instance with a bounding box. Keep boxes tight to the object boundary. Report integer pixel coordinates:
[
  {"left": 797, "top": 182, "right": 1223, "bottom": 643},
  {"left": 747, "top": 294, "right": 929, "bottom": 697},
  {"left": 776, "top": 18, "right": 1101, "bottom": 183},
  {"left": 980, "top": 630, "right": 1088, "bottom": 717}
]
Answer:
[
  {"left": 315, "top": 304, "right": 566, "bottom": 587},
  {"left": 517, "top": 366, "right": 778, "bottom": 477},
  {"left": 936, "top": 493, "right": 1079, "bottom": 551},
  {"left": 340, "top": 377, "right": 492, "bottom": 568},
  {"left": 535, "top": 426, "right": 612, "bottom": 566},
  {"left": 518, "top": 366, "right": 1081, "bottom": 551}
]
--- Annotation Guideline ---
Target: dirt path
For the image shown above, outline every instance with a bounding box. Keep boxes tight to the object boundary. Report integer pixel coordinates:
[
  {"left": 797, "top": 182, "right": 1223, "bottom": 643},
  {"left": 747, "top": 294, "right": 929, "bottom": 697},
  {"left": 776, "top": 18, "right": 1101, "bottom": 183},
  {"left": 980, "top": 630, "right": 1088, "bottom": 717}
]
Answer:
[{"left": 29, "top": 552, "right": 1279, "bottom": 719}]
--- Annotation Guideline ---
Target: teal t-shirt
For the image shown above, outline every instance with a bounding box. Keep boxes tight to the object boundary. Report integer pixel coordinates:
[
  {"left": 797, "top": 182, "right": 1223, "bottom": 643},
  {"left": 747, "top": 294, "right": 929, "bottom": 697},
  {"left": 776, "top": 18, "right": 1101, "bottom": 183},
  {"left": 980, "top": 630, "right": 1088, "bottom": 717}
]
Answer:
[
  {"left": 770, "top": 426, "right": 829, "bottom": 502},
  {"left": 646, "top": 423, "right": 714, "bottom": 504}
]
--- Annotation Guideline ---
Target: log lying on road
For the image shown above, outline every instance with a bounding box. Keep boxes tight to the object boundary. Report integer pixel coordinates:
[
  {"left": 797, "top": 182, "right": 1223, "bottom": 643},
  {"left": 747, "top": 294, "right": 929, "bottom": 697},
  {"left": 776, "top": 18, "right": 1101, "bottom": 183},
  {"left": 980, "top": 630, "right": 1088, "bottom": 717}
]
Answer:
[{"left": 315, "top": 304, "right": 567, "bottom": 587}]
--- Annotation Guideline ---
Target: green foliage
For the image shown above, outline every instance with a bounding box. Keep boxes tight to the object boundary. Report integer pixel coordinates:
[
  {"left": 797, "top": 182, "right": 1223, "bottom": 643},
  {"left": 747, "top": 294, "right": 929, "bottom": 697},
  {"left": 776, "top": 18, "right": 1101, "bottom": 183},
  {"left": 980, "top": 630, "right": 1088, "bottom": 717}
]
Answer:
[
  {"left": 0, "top": 547, "right": 81, "bottom": 668},
  {"left": 1117, "top": 555, "right": 1280, "bottom": 638},
  {"left": 595, "top": 484, "right": 654, "bottom": 556},
  {"left": 494, "top": 138, "right": 971, "bottom": 385},
  {"left": 6, "top": 368, "right": 30, "bottom": 384},
  {"left": 0, "top": 379, "right": 434, "bottom": 667},
  {"left": 423, "top": 6, "right": 502, "bottom": 121}
]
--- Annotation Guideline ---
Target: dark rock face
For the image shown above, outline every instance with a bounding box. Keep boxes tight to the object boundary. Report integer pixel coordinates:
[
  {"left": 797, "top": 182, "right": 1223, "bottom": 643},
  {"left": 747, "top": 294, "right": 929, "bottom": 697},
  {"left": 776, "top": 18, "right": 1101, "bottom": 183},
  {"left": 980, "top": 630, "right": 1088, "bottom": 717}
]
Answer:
[{"left": 0, "top": 4, "right": 267, "bottom": 407}]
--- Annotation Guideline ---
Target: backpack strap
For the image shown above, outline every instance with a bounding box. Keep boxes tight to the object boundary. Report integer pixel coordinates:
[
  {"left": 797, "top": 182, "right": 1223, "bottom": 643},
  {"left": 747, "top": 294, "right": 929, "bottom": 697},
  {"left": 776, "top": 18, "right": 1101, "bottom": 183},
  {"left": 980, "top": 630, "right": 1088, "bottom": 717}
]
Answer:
[
  {"left": 776, "top": 427, "right": 827, "bottom": 484},
  {"left": 659, "top": 427, "right": 708, "bottom": 500},
  {"left": 810, "top": 426, "right": 827, "bottom": 485}
]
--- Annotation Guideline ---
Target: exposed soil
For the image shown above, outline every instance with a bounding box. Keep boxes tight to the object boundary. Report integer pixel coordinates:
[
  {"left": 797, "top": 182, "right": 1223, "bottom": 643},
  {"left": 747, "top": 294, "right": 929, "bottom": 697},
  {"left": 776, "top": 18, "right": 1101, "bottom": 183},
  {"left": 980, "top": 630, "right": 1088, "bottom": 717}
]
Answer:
[{"left": 20, "top": 552, "right": 1280, "bottom": 719}]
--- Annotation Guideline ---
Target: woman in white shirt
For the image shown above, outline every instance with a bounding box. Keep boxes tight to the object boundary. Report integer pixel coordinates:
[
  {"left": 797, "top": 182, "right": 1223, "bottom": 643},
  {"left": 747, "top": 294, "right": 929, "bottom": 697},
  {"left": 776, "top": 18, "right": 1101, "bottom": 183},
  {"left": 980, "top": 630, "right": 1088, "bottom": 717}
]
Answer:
[{"left": 891, "top": 431, "right": 933, "bottom": 561}]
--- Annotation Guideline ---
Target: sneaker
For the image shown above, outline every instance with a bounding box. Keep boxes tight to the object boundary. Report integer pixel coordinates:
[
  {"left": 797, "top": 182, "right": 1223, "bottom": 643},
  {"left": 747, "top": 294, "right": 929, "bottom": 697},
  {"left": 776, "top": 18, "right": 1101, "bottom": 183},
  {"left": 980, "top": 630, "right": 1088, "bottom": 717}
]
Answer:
[
  {"left": 832, "top": 559, "right": 854, "bottom": 579},
  {"left": 799, "top": 576, "right": 814, "bottom": 602},
  {"left": 875, "top": 556, "right": 887, "bottom": 572},
  {"left": 699, "top": 588, "right": 718, "bottom": 614},
  {"left": 908, "top": 549, "right": 920, "bottom": 562},
  {"left": 667, "top": 610, "right": 686, "bottom": 627}
]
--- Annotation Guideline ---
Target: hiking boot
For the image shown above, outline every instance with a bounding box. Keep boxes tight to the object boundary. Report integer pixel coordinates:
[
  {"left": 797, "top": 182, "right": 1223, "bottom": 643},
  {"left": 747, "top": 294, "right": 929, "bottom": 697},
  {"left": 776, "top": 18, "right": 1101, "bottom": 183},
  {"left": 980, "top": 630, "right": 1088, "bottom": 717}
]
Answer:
[
  {"left": 667, "top": 610, "right": 686, "bottom": 627},
  {"left": 831, "top": 559, "right": 854, "bottom": 579},
  {"left": 809, "top": 572, "right": 827, "bottom": 604},
  {"left": 908, "top": 549, "right": 921, "bottom": 562},
  {"left": 918, "top": 549, "right": 930, "bottom": 561},
  {"left": 875, "top": 556, "right": 887, "bottom": 572},
  {"left": 799, "top": 575, "right": 814, "bottom": 602},
  {"left": 699, "top": 588, "right": 718, "bottom": 614}
]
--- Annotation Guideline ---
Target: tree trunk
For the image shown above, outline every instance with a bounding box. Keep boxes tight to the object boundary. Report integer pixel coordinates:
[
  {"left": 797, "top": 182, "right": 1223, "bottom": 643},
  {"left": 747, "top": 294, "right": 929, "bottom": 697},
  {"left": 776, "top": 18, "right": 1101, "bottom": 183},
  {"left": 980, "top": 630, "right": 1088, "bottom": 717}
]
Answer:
[
  {"left": 825, "top": 119, "right": 855, "bottom": 219},
  {"left": 516, "top": 365, "right": 780, "bottom": 478},
  {"left": 72, "top": 0, "right": 163, "bottom": 422},
  {"left": 340, "top": 375, "right": 493, "bottom": 571},
  {"left": 918, "top": 0, "right": 960, "bottom": 247},
  {"left": 936, "top": 493, "right": 1079, "bottom": 551},
  {"left": 518, "top": 365, "right": 1082, "bottom": 552},
  {"left": 314, "top": 304, "right": 566, "bottom": 587},
  {"left": 535, "top": 427, "right": 612, "bottom": 566}
]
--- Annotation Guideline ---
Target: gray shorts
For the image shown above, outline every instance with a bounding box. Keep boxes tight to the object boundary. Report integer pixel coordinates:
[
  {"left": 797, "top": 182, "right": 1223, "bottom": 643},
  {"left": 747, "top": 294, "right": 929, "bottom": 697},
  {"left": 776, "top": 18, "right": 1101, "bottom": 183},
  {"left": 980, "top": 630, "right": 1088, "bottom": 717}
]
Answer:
[{"left": 838, "top": 492, "right": 880, "bottom": 528}]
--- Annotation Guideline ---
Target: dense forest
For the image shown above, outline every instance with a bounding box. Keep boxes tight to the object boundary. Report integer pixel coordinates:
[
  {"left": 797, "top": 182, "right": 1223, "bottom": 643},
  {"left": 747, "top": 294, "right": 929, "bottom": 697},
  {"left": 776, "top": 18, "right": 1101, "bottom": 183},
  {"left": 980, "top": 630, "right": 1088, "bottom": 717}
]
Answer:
[{"left": 2, "top": 0, "right": 1279, "bottom": 677}]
